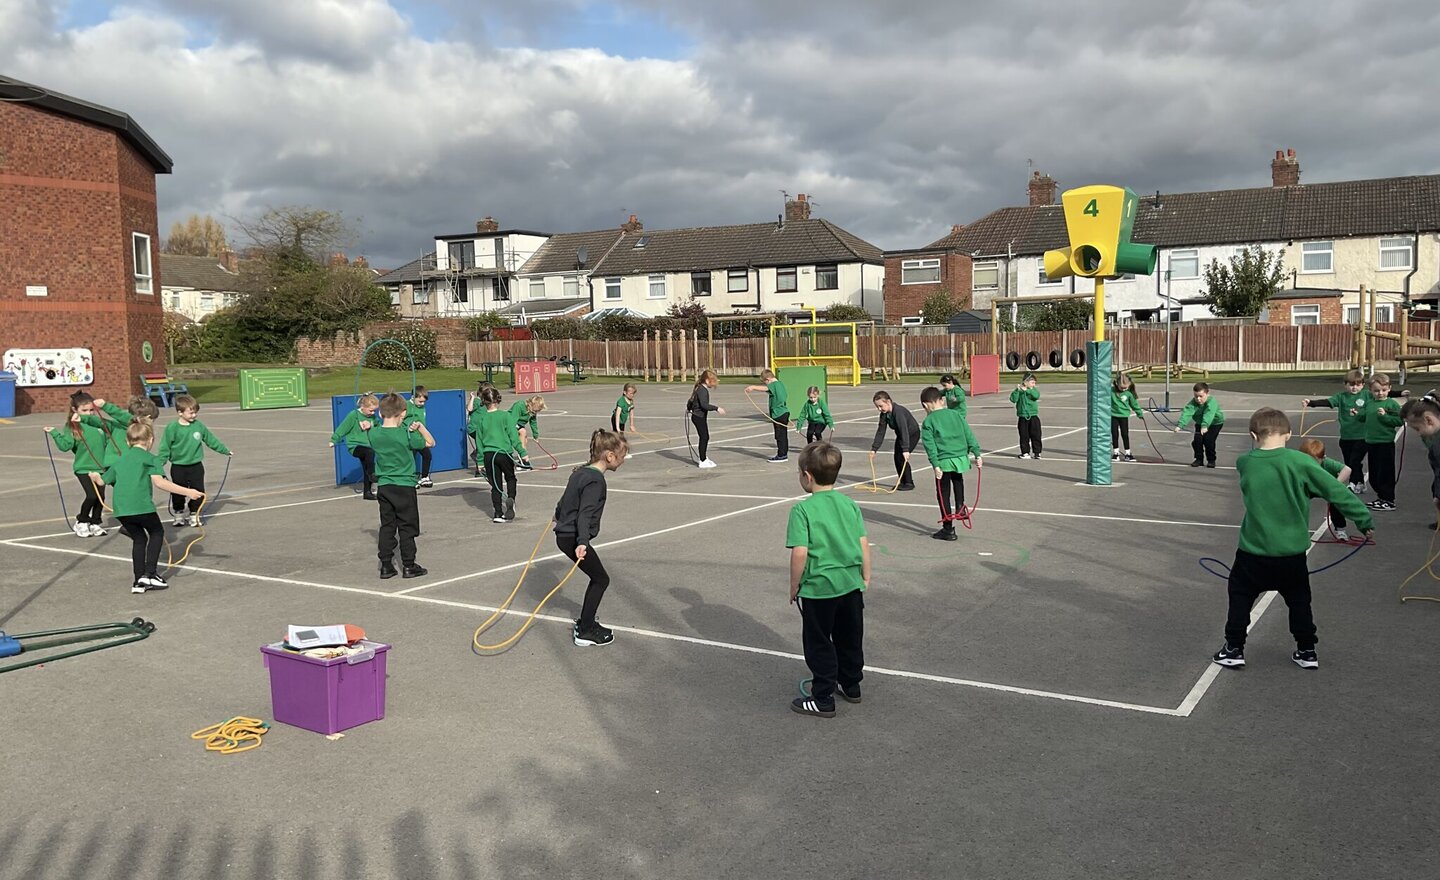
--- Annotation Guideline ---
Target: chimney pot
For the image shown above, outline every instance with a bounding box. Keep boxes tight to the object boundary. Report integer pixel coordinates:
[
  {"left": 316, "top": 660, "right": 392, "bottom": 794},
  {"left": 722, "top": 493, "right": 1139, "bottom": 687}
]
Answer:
[
  {"left": 621, "top": 214, "right": 644, "bottom": 233},
  {"left": 1270, "top": 148, "right": 1301, "bottom": 187},
  {"left": 951, "top": 224, "right": 963, "bottom": 234},
  {"left": 1027, "top": 170, "right": 1057, "bottom": 207},
  {"left": 784, "top": 192, "right": 812, "bottom": 222}
]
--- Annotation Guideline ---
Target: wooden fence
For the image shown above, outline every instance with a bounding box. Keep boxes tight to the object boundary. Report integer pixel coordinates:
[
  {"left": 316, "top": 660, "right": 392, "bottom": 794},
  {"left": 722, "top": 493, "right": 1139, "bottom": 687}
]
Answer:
[{"left": 465, "top": 322, "right": 1436, "bottom": 379}]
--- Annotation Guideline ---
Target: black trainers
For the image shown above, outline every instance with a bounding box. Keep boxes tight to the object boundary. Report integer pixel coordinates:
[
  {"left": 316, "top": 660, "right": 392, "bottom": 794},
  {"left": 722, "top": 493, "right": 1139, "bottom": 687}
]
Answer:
[
  {"left": 402, "top": 563, "right": 427, "bottom": 579},
  {"left": 573, "top": 620, "right": 614, "bottom": 647},
  {"left": 790, "top": 696, "right": 836, "bottom": 718},
  {"left": 131, "top": 579, "right": 147, "bottom": 594},
  {"left": 1122, "top": 453, "right": 1136, "bottom": 462},
  {"left": 379, "top": 560, "right": 398, "bottom": 579},
  {"left": 363, "top": 489, "right": 377, "bottom": 501},
  {"left": 517, "top": 459, "right": 534, "bottom": 471},
  {"left": 837, "top": 683, "right": 862, "bottom": 704},
  {"left": 1292, "top": 648, "right": 1320, "bottom": 669},
  {"left": 1190, "top": 459, "right": 1203, "bottom": 467},
  {"left": 931, "top": 527, "right": 954, "bottom": 540},
  {"left": 1206, "top": 460, "right": 1217, "bottom": 468},
  {"left": 1212, "top": 642, "right": 1245, "bottom": 668},
  {"left": 1366, "top": 499, "right": 1396, "bottom": 512}
]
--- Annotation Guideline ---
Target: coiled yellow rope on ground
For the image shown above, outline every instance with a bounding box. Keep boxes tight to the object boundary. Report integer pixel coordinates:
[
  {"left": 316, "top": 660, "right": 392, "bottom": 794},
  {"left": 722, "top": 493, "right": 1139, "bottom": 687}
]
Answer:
[
  {"left": 472, "top": 520, "right": 582, "bottom": 652},
  {"left": 191, "top": 716, "right": 269, "bottom": 754}
]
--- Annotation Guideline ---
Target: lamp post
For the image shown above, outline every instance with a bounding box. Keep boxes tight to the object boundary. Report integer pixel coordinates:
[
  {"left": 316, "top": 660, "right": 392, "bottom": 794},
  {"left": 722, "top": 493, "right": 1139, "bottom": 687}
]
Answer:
[{"left": 1162, "top": 269, "right": 1174, "bottom": 411}]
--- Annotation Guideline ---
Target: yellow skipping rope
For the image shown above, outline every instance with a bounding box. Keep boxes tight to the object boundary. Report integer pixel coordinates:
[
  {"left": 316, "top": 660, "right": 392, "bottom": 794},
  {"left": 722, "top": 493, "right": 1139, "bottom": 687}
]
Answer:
[
  {"left": 472, "top": 519, "right": 582, "bottom": 652},
  {"left": 851, "top": 453, "right": 909, "bottom": 494},
  {"left": 191, "top": 716, "right": 269, "bottom": 754},
  {"left": 1398, "top": 513, "right": 1440, "bottom": 604}
]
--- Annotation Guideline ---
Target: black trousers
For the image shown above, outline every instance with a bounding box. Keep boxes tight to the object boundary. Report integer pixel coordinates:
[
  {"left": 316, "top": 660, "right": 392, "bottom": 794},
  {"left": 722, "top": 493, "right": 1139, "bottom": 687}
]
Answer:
[
  {"left": 691, "top": 414, "right": 710, "bottom": 461},
  {"left": 610, "top": 412, "right": 623, "bottom": 432},
  {"left": 169, "top": 462, "right": 205, "bottom": 514},
  {"left": 1339, "top": 438, "right": 1366, "bottom": 485},
  {"left": 772, "top": 412, "right": 790, "bottom": 457},
  {"left": 1224, "top": 549, "right": 1315, "bottom": 650},
  {"left": 557, "top": 534, "right": 611, "bottom": 625},
  {"left": 482, "top": 451, "right": 517, "bottom": 516},
  {"left": 1328, "top": 503, "right": 1347, "bottom": 530},
  {"left": 76, "top": 473, "right": 106, "bottom": 525},
  {"left": 1367, "top": 440, "right": 1396, "bottom": 503},
  {"left": 1192, "top": 423, "right": 1222, "bottom": 464},
  {"left": 1017, "top": 416, "right": 1042, "bottom": 456},
  {"left": 351, "top": 445, "right": 376, "bottom": 488},
  {"left": 1110, "top": 417, "right": 1131, "bottom": 451},
  {"left": 799, "top": 590, "right": 865, "bottom": 704},
  {"left": 894, "top": 437, "right": 918, "bottom": 488},
  {"left": 377, "top": 484, "right": 420, "bottom": 565},
  {"left": 415, "top": 447, "right": 432, "bottom": 478},
  {"left": 118, "top": 512, "right": 165, "bottom": 580},
  {"left": 806, "top": 423, "right": 826, "bottom": 444},
  {"left": 934, "top": 471, "right": 967, "bottom": 526}
]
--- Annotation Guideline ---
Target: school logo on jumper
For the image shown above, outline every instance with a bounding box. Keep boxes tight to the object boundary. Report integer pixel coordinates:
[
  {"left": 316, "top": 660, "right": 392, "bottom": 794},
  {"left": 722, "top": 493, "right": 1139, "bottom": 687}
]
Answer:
[{"left": 192, "top": 431, "right": 202, "bottom": 440}]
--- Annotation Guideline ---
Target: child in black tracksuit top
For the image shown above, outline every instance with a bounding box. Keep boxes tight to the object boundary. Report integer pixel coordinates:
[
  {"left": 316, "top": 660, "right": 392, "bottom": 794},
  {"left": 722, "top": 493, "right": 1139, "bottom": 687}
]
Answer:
[
  {"left": 554, "top": 429, "right": 629, "bottom": 647},
  {"left": 869, "top": 390, "right": 919, "bottom": 490}
]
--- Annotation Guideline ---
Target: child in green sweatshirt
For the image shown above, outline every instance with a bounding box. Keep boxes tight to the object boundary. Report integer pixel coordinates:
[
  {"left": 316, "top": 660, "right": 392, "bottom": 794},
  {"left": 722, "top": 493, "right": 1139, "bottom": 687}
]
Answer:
[
  {"left": 407, "top": 386, "right": 433, "bottom": 488},
  {"left": 1110, "top": 373, "right": 1145, "bottom": 462},
  {"left": 1301, "top": 368, "right": 1370, "bottom": 494},
  {"left": 158, "top": 394, "right": 231, "bottom": 527},
  {"left": 798, "top": 386, "right": 834, "bottom": 444},
  {"left": 44, "top": 391, "right": 116, "bottom": 537},
  {"left": 330, "top": 393, "right": 379, "bottom": 499},
  {"left": 1009, "top": 372, "right": 1041, "bottom": 459},
  {"left": 1361, "top": 373, "right": 1404, "bottom": 512},
  {"left": 1175, "top": 382, "right": 1225, "bottom": 468},
  {"left": 920, "top": 386, "right": 982, "bottom": 541},
  {"left": 1212, "top": 408, "right": 1373, "bottom": 671},
  {"left": 510, "top": 395, "right": 545, "bottom": 470},
  {"left": 475, "top": 386, "right": 529, "bottom": 522},
  {"left": 939, "top": 373, "right": 968, "bottom": 418}
]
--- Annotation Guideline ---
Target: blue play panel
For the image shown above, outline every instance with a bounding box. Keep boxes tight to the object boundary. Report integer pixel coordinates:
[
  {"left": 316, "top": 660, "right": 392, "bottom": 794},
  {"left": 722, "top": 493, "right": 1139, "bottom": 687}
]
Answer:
[{"left": 330, "top": 389, "right": 467, "bottom": 486}]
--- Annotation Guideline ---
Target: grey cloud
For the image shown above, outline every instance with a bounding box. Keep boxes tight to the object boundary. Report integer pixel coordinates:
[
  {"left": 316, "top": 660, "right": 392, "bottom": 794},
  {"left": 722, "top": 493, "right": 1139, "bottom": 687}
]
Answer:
[{"left": 153, "top": 0, "right": 408, "bottom": 69}]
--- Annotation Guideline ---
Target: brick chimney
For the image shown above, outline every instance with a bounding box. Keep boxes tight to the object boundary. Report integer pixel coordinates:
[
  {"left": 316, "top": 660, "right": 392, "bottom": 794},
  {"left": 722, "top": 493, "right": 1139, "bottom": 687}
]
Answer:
[
  {"left": 1271, "top": 149, "right": 1300, "bottom": 187},
  {"left": 950, "top": 224, "right": 964, "bottom": 235},
  {"left": 1028, "top": 171, "right": 1057, "bottom": 206},
  {"left": 218, "top": 248, "right": 238, "bottom": 273},
  {"left": 785, "top": 193, "right": 812, "bottom": 222},
  {"left": 476, "top": 216, "right": 499, "bottom": 233},
  {"left": 621, "top": 214, "right": 644, "bottom": 233}
]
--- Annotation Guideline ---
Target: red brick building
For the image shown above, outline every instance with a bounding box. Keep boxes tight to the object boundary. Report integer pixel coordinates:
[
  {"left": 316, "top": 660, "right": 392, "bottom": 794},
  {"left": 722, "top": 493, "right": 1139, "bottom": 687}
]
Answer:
[
  {"left": 881, "top": 225, "right": 974, "bottom": 325},
  {"left": 0, "top": 76, "right": 173, "bottom": 414}
]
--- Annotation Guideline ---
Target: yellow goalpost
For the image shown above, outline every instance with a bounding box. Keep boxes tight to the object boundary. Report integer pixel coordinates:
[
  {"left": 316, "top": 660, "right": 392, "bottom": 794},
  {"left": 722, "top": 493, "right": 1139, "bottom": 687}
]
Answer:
[{"left": 769, "top": 321, "right": 862, "bottom": 386}]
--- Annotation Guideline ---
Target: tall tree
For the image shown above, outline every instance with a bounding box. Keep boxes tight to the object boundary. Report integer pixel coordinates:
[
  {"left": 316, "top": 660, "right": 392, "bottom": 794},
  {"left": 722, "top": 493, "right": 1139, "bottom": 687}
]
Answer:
[
  {"left": 921, "top": 289, "right": 959, "bottom": 325},
  {"left": 163, "top": 214, "right": 230, "bottom": 257},
  {"left": 1202, "top": 246, "right": 1286, "bottom": 317}
]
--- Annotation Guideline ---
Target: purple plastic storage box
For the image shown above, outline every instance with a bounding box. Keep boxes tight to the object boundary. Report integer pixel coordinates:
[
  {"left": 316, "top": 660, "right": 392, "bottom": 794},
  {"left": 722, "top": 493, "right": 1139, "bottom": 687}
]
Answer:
[{"left": 260, "top": 640, "right": 390, "bottom": 735}]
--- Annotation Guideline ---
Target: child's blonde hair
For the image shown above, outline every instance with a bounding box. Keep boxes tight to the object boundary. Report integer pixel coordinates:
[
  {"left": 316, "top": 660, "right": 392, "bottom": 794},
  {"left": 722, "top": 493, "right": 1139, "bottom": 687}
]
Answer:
[
  {"left": 622, "top": 382, "right": 637, "bottom": 394},
  {"left": 807, "top": 385, "right": 821, "bottom": 396},
  {"left": 1113, "top": 373, "right": 1133, "bottom": 391},
  {"left": 125, "top": 421, "right": 154, "bottom": 447},
  {"left": 173, "top": 394, "right": 198, "bottom": 412},
  {"left": 358, "top": 393, "right": 380, "bottom": 409},
  {"left": 526, "top": 395, "right": 546, "bottom": 413},
  {"left": 1248, "top": 407, "right": 1290, "bottom": 439},
  {"left": 127, "top": 395, "right": 159, "bottom": 423},
  {"left": 1344, "top": 369, "right": 1365, "bottom": 385},
  {"left": 760, "top": 369, "right": 776, "bottom": 381},
  {"left": 1370, "top": 373, "right": 1391, "bottom": 390}
]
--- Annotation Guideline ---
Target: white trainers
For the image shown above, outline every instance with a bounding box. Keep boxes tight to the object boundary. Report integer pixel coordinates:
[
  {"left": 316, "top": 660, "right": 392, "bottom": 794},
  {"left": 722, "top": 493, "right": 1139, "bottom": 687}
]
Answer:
[
  {"left": 73, "top": 521, "right": 90, "bottom": 538},
  {"left": 131, "top": 580, "right": 147, "bottom": 594},
  {"left": 1017, "top": 452, "right": 1032, "bottom": 460},
  {"left": 171, "top": 510, "right": 187, "bottom": 526},
  {"left": 1333, "top": 528, "right": 1349, "bottom": 541},
  {"left": 87, "top": 523, "right": 107, "bottom": 537},
  {"left": 698, "top": 459, "right": 717, "bottom": 469}
]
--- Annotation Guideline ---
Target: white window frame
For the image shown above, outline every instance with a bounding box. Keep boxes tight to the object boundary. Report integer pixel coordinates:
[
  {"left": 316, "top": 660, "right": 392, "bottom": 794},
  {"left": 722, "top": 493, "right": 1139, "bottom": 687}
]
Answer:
[
  {"left": 1379, "top": 237, "right": 1413, "bottom": 271},
  {"left": 1290, "top": 304, "right": 1321, "bottom": 325},
  {"left": 389, "top": 288, "right": 400, "bottom": 306},
  {"left": 605, "top": 277, "right": 622, "bottom": 301},
  {"left": 199, "top": 292, "right": 215, "bottom": 312},
  {"left": 412, "top": 284, "right": 430, "bottom": 305},
  {"left": 132, "top": 232, "right": 153, "bottom": 294},
  {"left": 727, "top": 268, "right": 748, "bottom": 293},
  {"left": 1037, "top": 265, "right": 1061, "bottom": 286},
  {"left": 1168, "top": 249, "right": 1199, "bottom": 280},
  {"left": 1300, "top": 241, "right": 1333, "bottom": 274},
  {"left": 563, "top": 276, "right": 579, "bottom": 298},
  {"left": 901, "top": 258, "right": 941, "bottom": 285},
  {"left": 900, "top": 316, "right": 924, "bottom": 326},
  {"left": 529, "top": 278, "right": 546, "bottom": 299},
  {"left": 973, "top": 261, "right": 999, "bottom": 290},
  {"left": 648, "top": 274, "right": 668, "bottom": 299},
  {"left": 1344, "top": 304, "right": 1394, "bottom": 323},
  {"left": 776, "top": 266, "right": 798, "bottom": 293}
]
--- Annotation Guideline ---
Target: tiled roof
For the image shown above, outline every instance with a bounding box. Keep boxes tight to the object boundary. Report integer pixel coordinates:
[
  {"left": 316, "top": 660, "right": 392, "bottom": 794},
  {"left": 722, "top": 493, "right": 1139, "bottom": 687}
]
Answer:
[
  {"left": 0, "top": 75, "right": 172, "bottom": 173},
  {"left": 373, "top": 253, "right": 432, "bottom": 286},
  {"left": 586, "top": 219, "right": 883, "bottom": 275},
  {"left": 495, "top": 297, "right": 589, "bottom": 317},
  {"left": 157, "top": 254, "right": 243, "bottom": 291},
  {"left": 933, "top": 174, "right": 1440, "bottom": 256},
  {"left": 520, "top": 230, "right": 626, "bottom": 275}
]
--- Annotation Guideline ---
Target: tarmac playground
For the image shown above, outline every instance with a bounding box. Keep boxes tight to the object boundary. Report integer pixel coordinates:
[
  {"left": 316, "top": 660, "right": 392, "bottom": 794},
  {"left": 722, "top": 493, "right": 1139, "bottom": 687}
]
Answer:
[{"left": 1, "top": 379, "right": 1438, "bottom": 879}]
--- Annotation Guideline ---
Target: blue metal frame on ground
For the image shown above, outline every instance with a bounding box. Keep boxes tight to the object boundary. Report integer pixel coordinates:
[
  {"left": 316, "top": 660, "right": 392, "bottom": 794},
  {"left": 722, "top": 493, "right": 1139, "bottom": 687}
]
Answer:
[{"left": 330, "top": 389, "right": 468, "bottom": 486}]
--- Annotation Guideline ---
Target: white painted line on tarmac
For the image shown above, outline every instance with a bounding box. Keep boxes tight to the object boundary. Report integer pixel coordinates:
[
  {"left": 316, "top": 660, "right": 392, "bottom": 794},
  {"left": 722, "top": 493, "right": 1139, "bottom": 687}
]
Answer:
[
  {"left": 0, "top": 535, "right": 1186, "bottom": 718},
  {"left": 852, "top": 499, "right": 1239, "bottom": 530}
]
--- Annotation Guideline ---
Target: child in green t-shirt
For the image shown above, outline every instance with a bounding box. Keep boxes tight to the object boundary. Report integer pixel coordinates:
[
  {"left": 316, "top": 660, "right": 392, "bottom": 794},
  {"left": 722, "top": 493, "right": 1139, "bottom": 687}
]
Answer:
[
  {"left": 475, "top": 386, "right": 529, "bottom": 522},
  {"left": 407, "top": 386, "right": 434, "bottom": 488},
  {"left": 1299, "top": 438, "right": 1355, "bottom": 542},
  {"left": 920, "top": 386, "right": 982, "bottom": 542},
  {"left": 786, "top": 442, "right": 870, "bottom": 718},
  {"left": 612, "top": 384, "right": 637, "bottom": 434},
  {"left": 1212, "top": 408, "right": 1372, "bottom": 671},
  {"left": 158, "top": 394, "right": 231, "bottom": 527},
  {"left": 103, "top": 421, "right": 203, "bottom": 594},
  {"left": 797, "top": 385, "right": 834, "bottom": 444},
  {"left": 372, "top": 393, "right": 435, "bottom": 579},
  {"left": 745, "top": 369, "right": 791, "bottom": 462}
]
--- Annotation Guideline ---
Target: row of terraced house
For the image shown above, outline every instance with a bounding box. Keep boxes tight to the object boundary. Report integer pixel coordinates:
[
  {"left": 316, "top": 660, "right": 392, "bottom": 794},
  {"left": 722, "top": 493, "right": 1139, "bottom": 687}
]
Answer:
[{"left": 376, "top": 150, "right": 1440, "bottom": 329}]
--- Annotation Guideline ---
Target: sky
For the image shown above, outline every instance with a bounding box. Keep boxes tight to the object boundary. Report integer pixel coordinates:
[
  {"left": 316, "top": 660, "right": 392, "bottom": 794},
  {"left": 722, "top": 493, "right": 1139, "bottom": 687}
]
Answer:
[{"left": 4, "top": 0, "right": 1439, "bottom": 270}]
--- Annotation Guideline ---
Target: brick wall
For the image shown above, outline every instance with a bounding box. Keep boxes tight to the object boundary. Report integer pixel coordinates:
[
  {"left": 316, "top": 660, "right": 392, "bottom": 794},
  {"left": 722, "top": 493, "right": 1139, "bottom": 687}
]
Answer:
[
  {"left": 295, "top": 319, "right": 472, "bottom": 369},
  {"left": 1266, "top": 297, "right": 1343, "bottom": 325},
  {"left": 881, "top": 251, "right": 973, "bottom": 324},
  {"left": 0, "top": 102, "right": 164, "bottom": 413}
]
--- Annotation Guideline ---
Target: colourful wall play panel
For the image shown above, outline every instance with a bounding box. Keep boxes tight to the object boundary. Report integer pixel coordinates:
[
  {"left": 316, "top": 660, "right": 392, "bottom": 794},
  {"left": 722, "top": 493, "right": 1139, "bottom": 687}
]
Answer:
[{"left": 239, "top": 368, "right": 310, "bottom": 410}]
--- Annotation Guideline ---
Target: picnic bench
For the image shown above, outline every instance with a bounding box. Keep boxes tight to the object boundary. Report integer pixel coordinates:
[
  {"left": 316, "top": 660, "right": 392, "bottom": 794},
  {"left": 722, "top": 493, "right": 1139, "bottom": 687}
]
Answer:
[
  {"left": 556, "top": 357, "right": 588, "bottom": 384},
  {"left": 141, "top": 372, "right": 189, "bottom": 408}
]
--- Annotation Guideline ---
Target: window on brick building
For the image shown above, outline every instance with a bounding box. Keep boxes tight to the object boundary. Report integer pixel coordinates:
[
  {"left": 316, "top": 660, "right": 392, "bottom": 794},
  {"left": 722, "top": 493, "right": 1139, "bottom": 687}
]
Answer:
[
  {"left": 132, "top": 233, "right": 153, "bottom": 294},
  {"left": 901, "top": 259, "right": 941, "bottom": 285},
  {"left": 973, "top": 262, "right": 999, "bottom": 290},
  {"left": 776, "top": 266, "right": 798, "bottom": 292},
  {"left": 1290, "top": 304, "right": 1320, "bottom": 325},
  {"left": 1344, "top": 304, "right": 1393, "bottom": 323}
]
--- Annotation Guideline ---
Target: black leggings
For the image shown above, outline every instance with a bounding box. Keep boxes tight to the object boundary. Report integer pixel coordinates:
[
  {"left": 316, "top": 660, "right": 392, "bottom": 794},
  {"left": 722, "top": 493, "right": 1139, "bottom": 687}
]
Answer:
[
  {"left": 119, "top": 512, "right": 165, "bottom": 580},
  {"left": 691, "top": 414, "right": 710, "bottom": 461},
  {"left": 1110, "top": 417, "right": 1131, "bottom": 450},
  {"left": 76, "top": 473, "right": 106, "bottom": 525},
  {"left": 1339, "top": 438, "right": 1366, "bottom": 485},
  {"left": 416, "top": 446, "right": 432, "bottom": 478},
  {"left": 1192, "top": 424, "right": 1222, "bottom": 464},
  {"left": 482, "top": 450, "right": 517, "bottom": 515},
  {"left": 1017, "top": 416, "right": 1042, "bottom": 456},
  {"left": 351, "top": 445, "right": 376, "bottom": 488},
  {"left": 935, "top": 471, "right": 967, "bottom": 523},
  {"left": 806, "top": 423, "right": 827, "bottom": 444},
  {"left": 1367, "top": 441, "right": 1396, "bottom": 503},
  {"left": 557, "top": 534, "right": 611, "bottom": 625},
  {"left": 773, "top": 413, "right": 790, "bottom": 457},
  {"left": 170, "top": 462, "right": 205, "bottom": 513}
]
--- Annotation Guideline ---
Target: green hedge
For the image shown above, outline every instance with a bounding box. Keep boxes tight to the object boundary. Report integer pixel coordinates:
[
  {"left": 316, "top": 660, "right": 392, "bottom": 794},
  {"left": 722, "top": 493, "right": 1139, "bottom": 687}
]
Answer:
[{"left": 363, "top": 326, "right": 439, "bottom": 370}]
